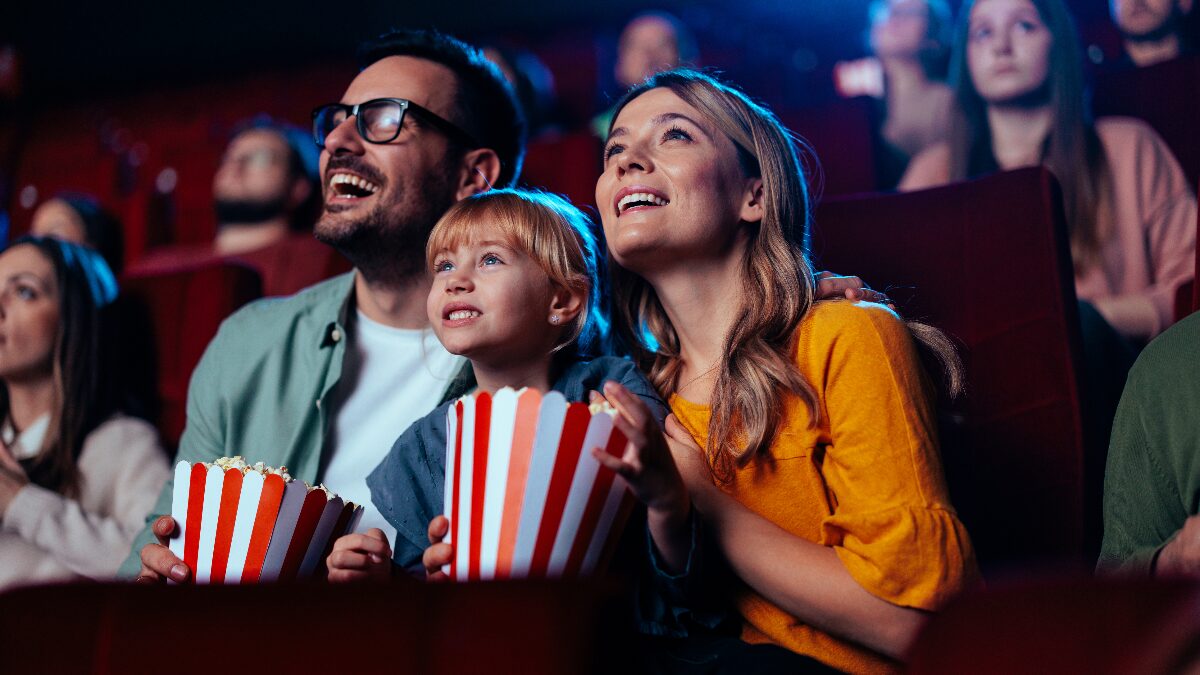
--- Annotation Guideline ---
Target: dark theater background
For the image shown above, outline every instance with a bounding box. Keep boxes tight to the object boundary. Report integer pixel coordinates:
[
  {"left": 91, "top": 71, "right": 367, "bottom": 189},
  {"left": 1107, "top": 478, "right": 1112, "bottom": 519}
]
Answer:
[{"left": 1, "top": 0, "right": 1199, "bottom": 673}]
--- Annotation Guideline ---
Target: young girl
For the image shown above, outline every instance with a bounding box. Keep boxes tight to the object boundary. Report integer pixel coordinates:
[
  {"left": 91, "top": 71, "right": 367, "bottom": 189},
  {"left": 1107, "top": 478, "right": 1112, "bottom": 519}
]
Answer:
[
  {"left": 593, "top": 69, "right": 978, "bottom": 673},
  {"left": 900, "top": 0, "right": 1196, "bottom": 344},
  {"left": 0, "top": 236, "right": 169, "bottom": 590},
  {"left": 325, "top": 188, "right": 689, "bottom": 585}
]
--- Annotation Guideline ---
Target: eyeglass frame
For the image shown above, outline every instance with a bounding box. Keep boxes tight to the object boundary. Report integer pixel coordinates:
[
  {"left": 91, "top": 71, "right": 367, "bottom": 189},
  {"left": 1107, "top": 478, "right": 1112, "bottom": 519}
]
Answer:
[{"left": 310, "top": 97, "right": 481, "bottom": 150}]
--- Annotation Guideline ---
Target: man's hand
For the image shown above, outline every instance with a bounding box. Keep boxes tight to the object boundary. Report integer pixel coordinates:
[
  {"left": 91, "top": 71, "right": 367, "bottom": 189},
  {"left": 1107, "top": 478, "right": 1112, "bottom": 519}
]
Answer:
[
  {"left": 815, "top": 271, "right": 894, "bottom": 309},
  {"left": 1156, "top": 515, "right": 1200, "bottom": 577},
  {"left": 422, "top": 515, "right": 453, "bottom": 581},
  {"left": 327, "top": 528, "right": 393, "bottom": 583},
  {"left": 134, "top": 515, "right": 191, "bottom": 583}
]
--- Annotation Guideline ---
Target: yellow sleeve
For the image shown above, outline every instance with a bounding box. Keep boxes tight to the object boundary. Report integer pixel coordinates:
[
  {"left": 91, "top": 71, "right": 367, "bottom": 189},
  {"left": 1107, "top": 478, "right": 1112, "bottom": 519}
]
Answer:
[{"left": 806, "top": 302, "right": 979, "bottom": 609}]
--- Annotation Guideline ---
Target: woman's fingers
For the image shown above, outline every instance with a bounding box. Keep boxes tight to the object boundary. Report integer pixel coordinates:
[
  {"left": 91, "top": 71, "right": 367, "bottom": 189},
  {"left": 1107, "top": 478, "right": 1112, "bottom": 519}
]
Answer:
[
  {"left": 665, "top": 414, "right": 701, "bottom": 449},
  {"left": 592, "top": 447, "right": 635, "bottom": 478},
  {"left": 603, "top": 381, "right": 649, "bottom": 430}
]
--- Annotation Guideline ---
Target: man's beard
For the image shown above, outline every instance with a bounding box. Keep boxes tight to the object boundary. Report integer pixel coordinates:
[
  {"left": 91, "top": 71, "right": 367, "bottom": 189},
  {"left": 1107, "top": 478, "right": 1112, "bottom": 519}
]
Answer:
[
  {"left": 314, "top": 187, "right": 456, "bottom": 284},
  {"left": 214, "top": 196, "right": 289, "bottom": 226}
]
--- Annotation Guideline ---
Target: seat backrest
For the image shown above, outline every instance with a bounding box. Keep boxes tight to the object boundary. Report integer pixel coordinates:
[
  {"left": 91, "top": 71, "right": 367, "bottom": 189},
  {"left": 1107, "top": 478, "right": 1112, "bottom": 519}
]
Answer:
[
  {"left": 1093, "top": 55, "right": 1200, "bottom": 188},
  {"left": 121, "top": 260, "right": 262, "bottom": 448},
  {"left": 520, "top": 132, "right": 603, "bottom": 211},
  {"left": 0, "top": 580, "right": 610, "bottom": 674},
  {"left": 907, "top": 577, "right": 1200, "bottom": 675},
  {"left": 813, "top": 167, "right": 1088, "bottom": 573}
]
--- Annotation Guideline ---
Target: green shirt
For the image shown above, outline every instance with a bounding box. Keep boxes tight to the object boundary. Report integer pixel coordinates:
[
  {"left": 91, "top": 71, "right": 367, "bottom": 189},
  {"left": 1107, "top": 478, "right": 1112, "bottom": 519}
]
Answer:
[
  {"left": 118, "top": 272, "right": 472, "bottom": 577},
  {"left": 1097, "top": 311, "right": 1200, "bottom": 576}
]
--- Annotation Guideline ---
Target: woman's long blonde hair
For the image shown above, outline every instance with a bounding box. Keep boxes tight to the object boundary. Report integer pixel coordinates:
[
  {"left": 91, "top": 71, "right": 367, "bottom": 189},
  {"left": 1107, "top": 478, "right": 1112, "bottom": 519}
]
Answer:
[{"left": 607, "top": 70, "right": 962, "bottom": 483}]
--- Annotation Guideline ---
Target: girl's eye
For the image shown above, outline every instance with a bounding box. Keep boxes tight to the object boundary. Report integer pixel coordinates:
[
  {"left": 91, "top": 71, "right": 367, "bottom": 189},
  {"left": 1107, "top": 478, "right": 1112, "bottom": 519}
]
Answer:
[
  {"left": 434, "top": 260, "right": 454, "bottom": 273},
  {"left": 969, "top": 24, "right": 991, "bottom": 40},
  {"left": 604, "top": 143, "right": 624, "bottom": 162},
  {"left": 663, "top": 126, "right": 692, "bottom": 142},
  {"left": 481, "top": 253, "right": 503, "bottom": 266},
  {"left": 1017, "top": 20, "right": 1038, "bottom": 32}
]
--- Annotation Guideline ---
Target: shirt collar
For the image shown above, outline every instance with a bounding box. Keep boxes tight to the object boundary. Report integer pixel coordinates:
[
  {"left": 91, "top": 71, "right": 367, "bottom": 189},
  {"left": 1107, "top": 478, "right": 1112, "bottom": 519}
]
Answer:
[{"left": 2, "top": 413, "right": 51, "bottom": 461}]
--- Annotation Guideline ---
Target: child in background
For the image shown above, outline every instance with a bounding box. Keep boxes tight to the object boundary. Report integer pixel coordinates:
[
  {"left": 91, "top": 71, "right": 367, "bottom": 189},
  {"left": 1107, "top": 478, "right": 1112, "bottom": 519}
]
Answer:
[{"left": 325, "top": 189, "right": 693, "bottom": 586}]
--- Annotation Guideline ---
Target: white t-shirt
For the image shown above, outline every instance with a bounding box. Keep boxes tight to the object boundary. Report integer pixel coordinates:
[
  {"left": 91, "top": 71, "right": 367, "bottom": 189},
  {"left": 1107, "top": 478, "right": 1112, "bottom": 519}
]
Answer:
[{"left": 322, "top": 311, "right": 464, "bottom": 545}]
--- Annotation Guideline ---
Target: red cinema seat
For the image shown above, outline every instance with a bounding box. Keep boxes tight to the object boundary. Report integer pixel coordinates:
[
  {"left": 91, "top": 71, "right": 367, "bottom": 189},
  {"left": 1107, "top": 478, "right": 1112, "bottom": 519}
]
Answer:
[
  {"left": 907, "top": 577, "right": 1200, "bottom": 674},
  {"left": 780, "top": 97, "right": 879, "bottom": 197},
  {"left": 0, "top": 580, "right": 612, "bottom": 674},
  {"left": 1093, "top": 55, "right": 1200, "bottom": 188},
  {"left": 814, "top": 168, "right": 1088, "bottom": 573},
  {"left": 231, "top": 235, "right": 352, "bottom": 297},
  {"left": 121, "top": 261, "right": 262, "bottom": 448},
  {"left": 520, "top": 132, "right": 603, "bottom": 211}
]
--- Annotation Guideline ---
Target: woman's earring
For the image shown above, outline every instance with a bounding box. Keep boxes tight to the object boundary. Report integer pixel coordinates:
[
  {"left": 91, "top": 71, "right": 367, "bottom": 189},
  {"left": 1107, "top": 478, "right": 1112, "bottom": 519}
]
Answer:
[{"left": 550, "top": 315, "right": 560, "bottom": 324}]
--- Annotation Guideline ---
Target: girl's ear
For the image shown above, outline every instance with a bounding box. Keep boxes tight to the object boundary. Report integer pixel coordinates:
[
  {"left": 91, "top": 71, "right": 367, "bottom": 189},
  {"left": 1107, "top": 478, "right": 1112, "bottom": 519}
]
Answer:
[
  {"left": 547, "top": 282, "right": 586, "bottom": 327},
  {"left": 456, "top": 148, "right": 502, "bottom": 200},
  {"left": 739, "top": 177, "right": 765, "bottom": 224}
]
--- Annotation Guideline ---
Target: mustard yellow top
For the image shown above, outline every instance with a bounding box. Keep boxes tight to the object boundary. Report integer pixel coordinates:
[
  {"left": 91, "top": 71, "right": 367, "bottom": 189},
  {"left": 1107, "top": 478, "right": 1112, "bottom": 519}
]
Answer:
[{"left": 670, "top": 301, "right": 979, "bottom": 675}]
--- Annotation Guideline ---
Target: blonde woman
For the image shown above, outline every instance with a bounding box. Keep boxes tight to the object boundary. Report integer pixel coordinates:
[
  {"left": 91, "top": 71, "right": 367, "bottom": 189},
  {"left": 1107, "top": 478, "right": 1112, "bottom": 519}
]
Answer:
[{"left": 593, "top": 70, "right": 978, "bottom": 674}]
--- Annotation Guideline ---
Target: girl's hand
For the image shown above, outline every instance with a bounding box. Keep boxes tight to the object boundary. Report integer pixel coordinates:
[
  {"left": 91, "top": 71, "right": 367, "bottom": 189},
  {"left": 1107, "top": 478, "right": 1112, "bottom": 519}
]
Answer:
[
  {"left": 422, "top": 515, "right": 453, "bottom": 582},
  {"left": 592, "top": 381, "right": 689, "bottom": 519},
  {"left": 663, "top": 414, "right": 710, "bottom": 496},
  {"left": 326, "top": 528, "right": 392, "bottom": 583}
]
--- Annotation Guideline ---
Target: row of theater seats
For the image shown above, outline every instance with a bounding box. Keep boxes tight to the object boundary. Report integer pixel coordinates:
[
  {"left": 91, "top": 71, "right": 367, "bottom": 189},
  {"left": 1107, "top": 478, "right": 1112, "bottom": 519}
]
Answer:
[{"left": 4, "top": 575, "right": 1196, "bottom": 672}]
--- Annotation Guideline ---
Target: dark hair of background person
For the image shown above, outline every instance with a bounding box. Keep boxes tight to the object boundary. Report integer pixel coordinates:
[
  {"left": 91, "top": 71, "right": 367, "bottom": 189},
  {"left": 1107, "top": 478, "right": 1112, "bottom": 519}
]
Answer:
[
  {"left": 357, "top": 29, "right": 527, "bottom": 188},
  {"left": 227, "top": 115, "right": 322, "bottom": 232},
  {"left": 946, "top": 0, "right": 1110, "bottom": 271},
  {"left": 0, "top": 236, "right": 120, "bottom": 497},
  {"left": 54, "top": 194, "right": 125, "bottom": 276}
]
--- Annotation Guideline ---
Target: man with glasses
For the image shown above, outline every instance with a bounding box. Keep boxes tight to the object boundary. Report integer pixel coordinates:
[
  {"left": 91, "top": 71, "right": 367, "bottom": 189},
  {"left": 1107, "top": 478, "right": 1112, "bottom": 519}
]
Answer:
[{"left": 122, "top": 29, "right": 526, "bottom": 582}]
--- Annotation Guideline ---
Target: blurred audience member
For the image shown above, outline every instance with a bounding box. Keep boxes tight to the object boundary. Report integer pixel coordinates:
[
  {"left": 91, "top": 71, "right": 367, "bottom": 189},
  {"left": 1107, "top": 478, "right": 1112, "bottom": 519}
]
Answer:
[
  {"left": 593, "top": 11, "right": 698, "bottom": 137},
  {"left": 1109, "top": 0, "right": 1194, "bottom": 67},
  {"left": 30, "top": 194, "right": 125, "bottom": 275},
  {"left": 1097, "top": 311, "right": 1200, "bottom": 576},
  {"left": 0, "top": 236, "right": 168, "bottom": 591},
  {"left": 212, "top": 118, "right": 320, "bottom": 255},
  {"left": 483, "top": 45, "right": 562, "bottom": 139},
  {"left": 901, "top": 0, "right": 1197, "bottom": 346},
  {"left": 869, "top": 0, "right": 956, "bottom": 186}
]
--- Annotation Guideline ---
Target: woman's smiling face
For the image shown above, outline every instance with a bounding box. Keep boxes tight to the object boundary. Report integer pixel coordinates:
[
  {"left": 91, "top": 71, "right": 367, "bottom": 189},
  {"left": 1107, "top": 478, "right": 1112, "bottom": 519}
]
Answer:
[{"left": 596, "top": 87, "right": 760, "bottom": 275}]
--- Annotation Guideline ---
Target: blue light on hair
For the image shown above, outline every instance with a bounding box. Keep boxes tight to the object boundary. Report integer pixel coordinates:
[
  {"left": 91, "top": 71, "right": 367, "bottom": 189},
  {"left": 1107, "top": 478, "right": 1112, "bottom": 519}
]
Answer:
[{"left": 51, "top": 239, "right": 119, "bottom": 308}]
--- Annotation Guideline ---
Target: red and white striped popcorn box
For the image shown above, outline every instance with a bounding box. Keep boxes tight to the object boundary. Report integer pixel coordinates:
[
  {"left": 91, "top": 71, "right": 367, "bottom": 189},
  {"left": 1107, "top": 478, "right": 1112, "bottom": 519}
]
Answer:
[
  {"left": 443, "top": 387, "right": 636, "bottom": 582},
  {"left": 168, "top": 458, "right": 364, "bottom": 584}
]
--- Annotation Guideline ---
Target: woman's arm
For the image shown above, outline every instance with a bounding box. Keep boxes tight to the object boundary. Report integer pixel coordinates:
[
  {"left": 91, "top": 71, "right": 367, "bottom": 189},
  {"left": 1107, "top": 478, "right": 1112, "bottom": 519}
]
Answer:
[
  {"left": 1, "top": 418, "right": 170, "bottom": 578},
  {"left": 666, "top": 417, "right": 926, "bottom": 659}
]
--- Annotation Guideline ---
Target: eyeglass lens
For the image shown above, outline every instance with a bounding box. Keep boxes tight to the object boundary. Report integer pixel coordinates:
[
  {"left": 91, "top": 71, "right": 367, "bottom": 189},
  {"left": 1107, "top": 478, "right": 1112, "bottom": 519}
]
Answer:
[{"left": 315, "top": 100, "right": 405, "bottom": 146}]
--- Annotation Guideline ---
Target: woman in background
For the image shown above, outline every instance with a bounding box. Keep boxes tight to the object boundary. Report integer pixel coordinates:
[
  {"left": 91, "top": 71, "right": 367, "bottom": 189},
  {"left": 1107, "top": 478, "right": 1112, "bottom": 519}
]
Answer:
[{"left": 0, "top": 236, "right": 167, "bottom": 591}]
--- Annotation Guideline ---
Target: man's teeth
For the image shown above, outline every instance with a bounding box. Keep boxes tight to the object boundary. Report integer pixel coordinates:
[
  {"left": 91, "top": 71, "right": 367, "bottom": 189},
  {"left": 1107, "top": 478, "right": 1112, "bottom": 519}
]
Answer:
[
  {"left": 618, "top": 192, "right": 669, "bottom": 211},
  {"left": 329, "top": 173, "right": 379, "bottom": 194},
  {"left": 448, "top": 310, "right": 481, "bottom": 321}
]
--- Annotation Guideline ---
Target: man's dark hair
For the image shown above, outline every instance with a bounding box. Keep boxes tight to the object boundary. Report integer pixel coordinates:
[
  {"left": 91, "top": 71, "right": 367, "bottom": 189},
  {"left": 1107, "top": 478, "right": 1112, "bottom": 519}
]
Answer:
[{"left": 357, "top": 29, "right": 527, "bottom": 188}]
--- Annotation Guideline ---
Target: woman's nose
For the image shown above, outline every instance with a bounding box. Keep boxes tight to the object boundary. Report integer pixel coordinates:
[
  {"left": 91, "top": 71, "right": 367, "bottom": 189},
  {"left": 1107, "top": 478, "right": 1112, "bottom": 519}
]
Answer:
[{"left": 616, "top": 145, "right": 651, "bottom": 177}]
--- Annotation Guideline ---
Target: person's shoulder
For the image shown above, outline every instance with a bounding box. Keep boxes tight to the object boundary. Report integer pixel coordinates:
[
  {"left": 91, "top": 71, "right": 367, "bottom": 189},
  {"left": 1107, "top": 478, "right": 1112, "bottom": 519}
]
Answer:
[
  {"left": 222, "top": 271, "right": 354, "bottom": 329},
  {"left": 799, "top": 300, "right": 911, "bottom": 358},
  {"left": 80, "top": 414, "right": 166, "bottom": 466},
  {"left": 1129, "top": 311, "right": 1200, "bottom": 386},
  {"left": 1094, "top": 116, "right": 1174, "bottom": 158},
  {"left": 898, "top": 141, "right": 951, "bottom": 192}
]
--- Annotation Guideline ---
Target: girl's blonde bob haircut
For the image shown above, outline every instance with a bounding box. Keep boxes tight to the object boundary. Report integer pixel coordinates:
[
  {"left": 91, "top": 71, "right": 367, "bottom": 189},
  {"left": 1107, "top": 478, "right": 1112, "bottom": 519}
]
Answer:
[{"left": 426, "top": 188, "right": 609, "bottom": 355}]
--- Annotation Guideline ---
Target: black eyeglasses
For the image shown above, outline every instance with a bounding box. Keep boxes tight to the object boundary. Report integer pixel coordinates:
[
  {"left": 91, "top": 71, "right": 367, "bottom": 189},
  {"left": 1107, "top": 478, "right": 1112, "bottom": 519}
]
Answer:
[{"left": 311, "top": 98, "right": 480, "bottom": 150}]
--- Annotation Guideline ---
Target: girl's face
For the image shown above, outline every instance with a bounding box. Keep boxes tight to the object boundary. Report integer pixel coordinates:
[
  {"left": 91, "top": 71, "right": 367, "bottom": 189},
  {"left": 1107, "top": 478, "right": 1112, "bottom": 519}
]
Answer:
[
  {"left": 967, "top": 0, "right": 1053, "bottom": 105},
  {"left": 426, "top": 223, "right": 569, "bottom": 364},
  {"left": 871, "top": 0, "right": 932, "bottom": 59},
  {"left": 596, "top": 87, "right": 760, "bottom": 276},
  {"left": 0, "top": 245, "right": 60, "bottom": 384}
]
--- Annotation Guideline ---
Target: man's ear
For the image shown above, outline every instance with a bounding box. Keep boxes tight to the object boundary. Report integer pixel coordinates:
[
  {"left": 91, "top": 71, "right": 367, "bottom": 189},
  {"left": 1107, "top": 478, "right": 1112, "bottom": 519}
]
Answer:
[
  {"left": 456, "top": 148, "right": 502, "bottom": 200},
  {"left": 548, "top": 283, "right": 586, "bottom": 326},
  {"left": 739, "top": 177, "right": 765, "bottom": 224}
]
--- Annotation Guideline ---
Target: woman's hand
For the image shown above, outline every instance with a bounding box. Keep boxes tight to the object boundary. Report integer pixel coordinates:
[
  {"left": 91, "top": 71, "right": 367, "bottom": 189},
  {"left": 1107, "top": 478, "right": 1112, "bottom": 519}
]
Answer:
[
  {"left": 422, "top": 515, "right": 453, "bottom": 581},
  {"left": 0, "top": 446, "right": 28, "bottom": 517},
  {"left": 592, "top": 382, "right": 693, "bottom": 572},
  {"left": 326, "top": 528, "right": 392, "bottom": 583},
  {"left": 663, "top": 414, "right": 712, "bottom": 499}
]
